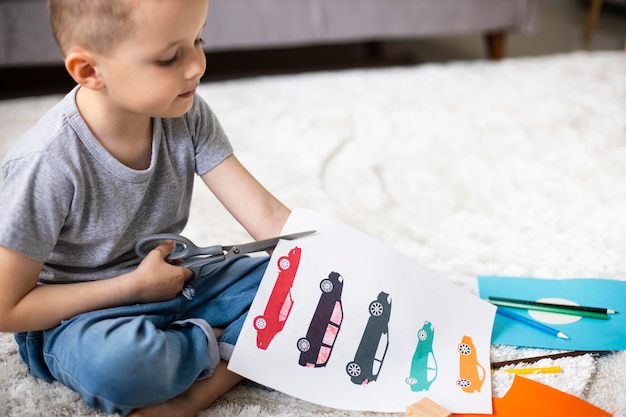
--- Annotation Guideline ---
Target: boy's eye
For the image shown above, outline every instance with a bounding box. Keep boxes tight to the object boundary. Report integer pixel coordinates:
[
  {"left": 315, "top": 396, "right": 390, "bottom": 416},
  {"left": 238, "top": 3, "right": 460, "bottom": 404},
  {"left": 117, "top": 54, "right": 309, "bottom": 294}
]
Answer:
[
  {"left": 156, "top": 39, "right": 204, "bottom": 66},
  {"left": 156, "top": 55, "right": 177, "bottom": 66}
]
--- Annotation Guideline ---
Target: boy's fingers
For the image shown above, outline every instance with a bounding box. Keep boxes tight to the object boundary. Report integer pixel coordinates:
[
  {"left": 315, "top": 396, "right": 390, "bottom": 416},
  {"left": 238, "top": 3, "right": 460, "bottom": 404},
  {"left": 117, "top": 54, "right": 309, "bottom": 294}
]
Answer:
[
  {"left": 154, "top": 241, "right": 193, "bottom": 279},
  {"left": 181, "top": 267, "right": 194, "bottom": 281},
  {"left": 152, "top": 240, "right": 175, "bottom": 259}
]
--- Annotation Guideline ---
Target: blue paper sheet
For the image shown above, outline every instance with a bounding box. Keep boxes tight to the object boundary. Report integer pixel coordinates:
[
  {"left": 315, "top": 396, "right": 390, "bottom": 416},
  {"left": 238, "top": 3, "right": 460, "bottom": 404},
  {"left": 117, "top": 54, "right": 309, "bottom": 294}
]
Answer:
[{"left": 478, "top": 277, "right": 626, "bottom": 351}]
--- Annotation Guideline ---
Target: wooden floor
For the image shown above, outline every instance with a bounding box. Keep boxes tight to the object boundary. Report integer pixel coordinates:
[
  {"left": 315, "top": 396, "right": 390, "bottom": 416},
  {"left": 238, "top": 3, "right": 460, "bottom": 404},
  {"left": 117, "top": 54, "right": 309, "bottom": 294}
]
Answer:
[{"left": 0, "top": 0, "right": 624, "bottom": 100}]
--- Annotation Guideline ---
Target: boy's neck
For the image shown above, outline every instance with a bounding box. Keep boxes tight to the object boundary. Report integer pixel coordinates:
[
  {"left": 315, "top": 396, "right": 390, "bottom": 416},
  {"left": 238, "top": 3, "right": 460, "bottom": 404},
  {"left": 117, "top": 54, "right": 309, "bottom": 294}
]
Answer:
[{"left": 75, "top": 86, "right": 153, "bottom": 170}]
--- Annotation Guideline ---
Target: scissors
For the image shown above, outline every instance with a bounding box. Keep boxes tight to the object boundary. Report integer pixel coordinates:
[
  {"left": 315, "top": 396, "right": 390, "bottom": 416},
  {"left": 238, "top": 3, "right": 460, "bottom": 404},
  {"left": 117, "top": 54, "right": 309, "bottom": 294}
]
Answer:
[{"left": 135, "top": 230, "right": 316, "bottom": 279}]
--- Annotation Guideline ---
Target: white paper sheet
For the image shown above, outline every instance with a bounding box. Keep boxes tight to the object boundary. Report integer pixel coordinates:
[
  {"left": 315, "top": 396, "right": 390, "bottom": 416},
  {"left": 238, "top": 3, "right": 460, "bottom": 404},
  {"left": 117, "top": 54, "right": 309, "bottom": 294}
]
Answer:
[{"left": 229, "top": 208, "right": 495, "bottom": 413}]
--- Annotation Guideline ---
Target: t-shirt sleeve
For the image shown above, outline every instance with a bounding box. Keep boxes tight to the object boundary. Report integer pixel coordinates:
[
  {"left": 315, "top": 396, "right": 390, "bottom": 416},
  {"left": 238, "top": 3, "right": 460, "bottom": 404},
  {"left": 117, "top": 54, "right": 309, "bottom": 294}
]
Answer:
[
  {"left": 187, "top": 95, "right": 234, "bottom": 176},
  {"left": 0, "top": 154, "right": 72, "bottom": 261}
]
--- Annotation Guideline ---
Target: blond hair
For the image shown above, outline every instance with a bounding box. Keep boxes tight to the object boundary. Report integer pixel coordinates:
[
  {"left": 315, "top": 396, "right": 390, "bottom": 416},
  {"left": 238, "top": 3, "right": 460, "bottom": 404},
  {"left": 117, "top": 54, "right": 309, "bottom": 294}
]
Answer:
[{"left": 48, "top": 0, "right": 135, "bottom": 56}]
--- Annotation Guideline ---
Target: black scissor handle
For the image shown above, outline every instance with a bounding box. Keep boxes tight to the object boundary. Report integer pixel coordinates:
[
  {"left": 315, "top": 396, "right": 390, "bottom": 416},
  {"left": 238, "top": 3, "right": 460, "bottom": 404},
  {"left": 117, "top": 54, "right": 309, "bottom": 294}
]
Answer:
[{"left": 180, "top": 255, "right": 225, "bottom": 279}]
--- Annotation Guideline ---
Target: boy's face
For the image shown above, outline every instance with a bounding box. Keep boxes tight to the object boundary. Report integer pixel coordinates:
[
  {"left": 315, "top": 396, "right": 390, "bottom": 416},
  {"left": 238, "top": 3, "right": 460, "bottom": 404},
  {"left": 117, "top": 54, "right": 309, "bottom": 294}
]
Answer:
[{"left": 93, "top": 0, "right": 209, "bottom": 119}]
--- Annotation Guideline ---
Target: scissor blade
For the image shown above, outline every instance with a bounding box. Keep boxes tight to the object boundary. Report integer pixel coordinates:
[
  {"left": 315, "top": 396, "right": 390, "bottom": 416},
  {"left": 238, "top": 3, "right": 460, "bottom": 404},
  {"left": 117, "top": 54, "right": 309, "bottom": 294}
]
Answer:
[{"left": 226, "top": 230, "right": 316, "bottom": 257}]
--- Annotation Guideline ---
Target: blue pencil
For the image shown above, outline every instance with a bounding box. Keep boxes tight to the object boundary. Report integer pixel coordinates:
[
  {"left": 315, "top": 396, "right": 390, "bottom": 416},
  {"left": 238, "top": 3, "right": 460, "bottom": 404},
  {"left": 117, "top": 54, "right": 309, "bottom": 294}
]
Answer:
[{"left": 496, "top": 307, "right": 570, "bottom": 339}]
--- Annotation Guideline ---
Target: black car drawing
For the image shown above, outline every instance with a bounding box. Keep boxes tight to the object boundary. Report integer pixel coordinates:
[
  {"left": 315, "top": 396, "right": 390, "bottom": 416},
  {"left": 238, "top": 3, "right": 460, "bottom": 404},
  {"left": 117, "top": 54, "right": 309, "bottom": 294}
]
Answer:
[
  {"left": 346, "top": 291, "right": 392, "bottom": 385},
  {"left": 297, "top": 272, "right": 344, "bottom": 367}
]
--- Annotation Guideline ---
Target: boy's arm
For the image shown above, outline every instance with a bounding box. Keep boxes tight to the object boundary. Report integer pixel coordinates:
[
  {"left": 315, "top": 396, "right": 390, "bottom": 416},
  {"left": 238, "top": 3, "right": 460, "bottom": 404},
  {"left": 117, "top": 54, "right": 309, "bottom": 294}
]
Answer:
[
  {"left": 201, "top": 154, "right": 291, "bottom": 240},
  {"left": 0, "top": 243, "right": 192, "bottom": 333}
]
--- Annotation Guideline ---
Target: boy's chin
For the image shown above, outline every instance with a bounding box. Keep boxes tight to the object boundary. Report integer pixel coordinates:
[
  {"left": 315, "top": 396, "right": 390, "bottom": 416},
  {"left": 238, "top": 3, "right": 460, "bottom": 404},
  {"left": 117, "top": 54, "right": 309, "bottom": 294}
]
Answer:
[{"left": 156, "top": 102, "right": 194, "bottom": 119}]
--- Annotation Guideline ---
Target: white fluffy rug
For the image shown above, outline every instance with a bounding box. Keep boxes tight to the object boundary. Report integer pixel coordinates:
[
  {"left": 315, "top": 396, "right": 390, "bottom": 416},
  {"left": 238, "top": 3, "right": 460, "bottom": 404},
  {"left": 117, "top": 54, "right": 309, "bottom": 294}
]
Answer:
[{"left": 1, "top": 51, "right": 625, "bottom": 417}]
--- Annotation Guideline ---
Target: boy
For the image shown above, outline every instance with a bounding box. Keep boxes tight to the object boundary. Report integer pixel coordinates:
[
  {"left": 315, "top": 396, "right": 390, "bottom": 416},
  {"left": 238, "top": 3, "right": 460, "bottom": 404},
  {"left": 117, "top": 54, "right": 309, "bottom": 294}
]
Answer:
[{"left": 0, "top": 1, "right": 290, "bottom": 416}]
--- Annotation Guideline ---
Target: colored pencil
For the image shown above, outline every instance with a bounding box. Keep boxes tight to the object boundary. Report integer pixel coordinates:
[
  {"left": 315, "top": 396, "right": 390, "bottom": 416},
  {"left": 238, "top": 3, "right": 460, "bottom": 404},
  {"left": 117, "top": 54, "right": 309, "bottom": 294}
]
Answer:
[
  {"left": 488, "top": 296, "right": 617, "bottom": 314},
  {"left": 496, "top": 308, "right": 570, "bottom": 339},
  {"left": 494, "top": 366, "right": 562, "bottom": 375},
  {"left": 488, "top": 296, "right": 615, "bottom": 320},
  {"left": 490, "top": 299, "right": 607, "bottom": 319}
]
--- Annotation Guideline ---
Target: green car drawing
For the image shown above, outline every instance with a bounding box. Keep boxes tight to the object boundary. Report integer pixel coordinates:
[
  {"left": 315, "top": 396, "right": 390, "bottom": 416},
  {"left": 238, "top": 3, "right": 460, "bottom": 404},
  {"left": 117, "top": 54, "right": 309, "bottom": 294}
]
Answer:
[{"left": 405, "top": 320, "right": 437, "bottom": 391}]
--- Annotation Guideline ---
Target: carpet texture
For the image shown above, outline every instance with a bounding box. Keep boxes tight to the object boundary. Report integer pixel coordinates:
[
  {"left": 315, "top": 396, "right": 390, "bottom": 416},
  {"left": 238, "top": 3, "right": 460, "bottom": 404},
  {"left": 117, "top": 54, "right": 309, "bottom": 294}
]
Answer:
[{"left": 0, "top": 51, "right": 624, "bottom": 417}]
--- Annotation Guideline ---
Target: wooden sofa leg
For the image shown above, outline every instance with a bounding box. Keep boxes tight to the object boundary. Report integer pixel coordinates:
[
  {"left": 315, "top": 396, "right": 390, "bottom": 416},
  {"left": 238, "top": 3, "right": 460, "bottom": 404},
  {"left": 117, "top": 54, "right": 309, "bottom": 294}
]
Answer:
[
  {"left": 485, "top": 31, "right": 506, "bottom": 60},
  {"left": 582, "top": 0, "right": 604, "bottom": 50}
]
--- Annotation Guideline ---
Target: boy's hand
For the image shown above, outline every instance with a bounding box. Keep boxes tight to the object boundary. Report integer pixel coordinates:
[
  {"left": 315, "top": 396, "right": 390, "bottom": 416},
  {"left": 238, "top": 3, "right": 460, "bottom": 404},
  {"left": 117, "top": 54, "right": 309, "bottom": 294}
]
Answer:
[{"left": 131, "top": 240, "right": 193, "bottom": 303}]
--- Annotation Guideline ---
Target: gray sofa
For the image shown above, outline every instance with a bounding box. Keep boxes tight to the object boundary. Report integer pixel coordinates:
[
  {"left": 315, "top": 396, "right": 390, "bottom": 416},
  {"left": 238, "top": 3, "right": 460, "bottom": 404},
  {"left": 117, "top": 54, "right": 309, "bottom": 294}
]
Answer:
[{"left": 0, "top": 0, "right": 543, "bottom": 67}]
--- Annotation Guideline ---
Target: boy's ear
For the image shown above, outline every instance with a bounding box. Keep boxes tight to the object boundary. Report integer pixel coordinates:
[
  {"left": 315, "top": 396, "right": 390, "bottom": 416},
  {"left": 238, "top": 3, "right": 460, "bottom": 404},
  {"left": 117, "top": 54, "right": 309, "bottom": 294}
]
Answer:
[{"left": 64, "top": 50, "right": 104, "bottom": 90}]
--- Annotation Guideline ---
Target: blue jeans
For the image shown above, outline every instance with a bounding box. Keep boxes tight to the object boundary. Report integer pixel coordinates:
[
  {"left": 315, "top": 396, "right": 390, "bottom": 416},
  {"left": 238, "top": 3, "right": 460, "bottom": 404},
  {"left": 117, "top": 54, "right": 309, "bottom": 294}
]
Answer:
[{"left": 15, "top": 255, "right": 268, "bottom": 416}]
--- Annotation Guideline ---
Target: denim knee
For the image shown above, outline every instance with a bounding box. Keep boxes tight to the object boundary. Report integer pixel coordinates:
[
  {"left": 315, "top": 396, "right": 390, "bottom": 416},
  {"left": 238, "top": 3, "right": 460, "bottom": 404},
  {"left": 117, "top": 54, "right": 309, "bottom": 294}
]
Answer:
[
  {"left": 15, "top": 331, "right": 55, "bottom": 382},
  {"left": 44, "top": 315, "right": 217, "bottom": 415}
]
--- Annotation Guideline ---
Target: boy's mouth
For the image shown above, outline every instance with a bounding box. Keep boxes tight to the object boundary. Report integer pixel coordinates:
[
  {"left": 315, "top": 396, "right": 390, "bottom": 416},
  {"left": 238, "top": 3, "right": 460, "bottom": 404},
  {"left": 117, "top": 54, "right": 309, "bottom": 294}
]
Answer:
[{"left": 178, "top": 88, "right": 196, "bottom": 98}]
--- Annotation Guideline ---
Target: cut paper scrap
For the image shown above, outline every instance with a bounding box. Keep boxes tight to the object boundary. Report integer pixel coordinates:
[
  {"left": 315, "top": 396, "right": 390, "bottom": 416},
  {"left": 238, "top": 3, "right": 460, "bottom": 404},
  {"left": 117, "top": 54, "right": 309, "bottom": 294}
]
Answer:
[
  {"left": 478, "top": 276, "right": 626, "bottom": 350},
  {"left": 230, "top": 208, "right": 496, "bottom": 414},
  {"left": 451, "top": 375, "right": 613, "bottom": 417}
]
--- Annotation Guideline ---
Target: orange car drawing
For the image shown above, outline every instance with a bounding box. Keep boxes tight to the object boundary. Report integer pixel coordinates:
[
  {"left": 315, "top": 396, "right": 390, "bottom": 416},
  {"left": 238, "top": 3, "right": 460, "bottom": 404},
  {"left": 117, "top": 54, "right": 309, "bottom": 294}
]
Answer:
[
  {"left": 456, "top": 335, "right": 486, "bottom": 393},
  {"left": 253, "top": 247, "right": 302, "bottom": 350}
]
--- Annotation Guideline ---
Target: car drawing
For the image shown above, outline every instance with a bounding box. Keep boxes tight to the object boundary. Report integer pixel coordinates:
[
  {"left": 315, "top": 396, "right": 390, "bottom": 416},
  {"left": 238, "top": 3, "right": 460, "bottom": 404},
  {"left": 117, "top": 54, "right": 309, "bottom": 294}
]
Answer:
[
  {"left": 297, "top": 272, "right": 344, "bottom": 367},
  {"left": 346, "top": 291, "right": 392, "bottom": 385},
  {"left": 405, "top": 320, "right": 438, "bottom": 391},
  {"left": 456, "top": 335, "right": 486, "bottom": 393},
  {"left": 253, "top": 247, "right": 302, "bottom": 350}
]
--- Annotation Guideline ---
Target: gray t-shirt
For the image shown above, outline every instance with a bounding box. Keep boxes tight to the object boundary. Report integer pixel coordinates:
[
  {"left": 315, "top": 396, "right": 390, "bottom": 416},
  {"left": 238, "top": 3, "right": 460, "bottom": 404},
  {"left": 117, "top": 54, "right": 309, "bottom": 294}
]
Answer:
[{"left": 0, "top": 86, "right": 233, "bottom": 283}]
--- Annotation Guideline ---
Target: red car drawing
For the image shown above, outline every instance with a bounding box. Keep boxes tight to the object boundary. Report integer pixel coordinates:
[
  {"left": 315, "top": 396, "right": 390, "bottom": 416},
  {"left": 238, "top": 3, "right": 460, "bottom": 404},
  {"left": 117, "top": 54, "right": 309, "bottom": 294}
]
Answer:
[{"left": 253, "top": 247, "right": 302, "bottom": 350}]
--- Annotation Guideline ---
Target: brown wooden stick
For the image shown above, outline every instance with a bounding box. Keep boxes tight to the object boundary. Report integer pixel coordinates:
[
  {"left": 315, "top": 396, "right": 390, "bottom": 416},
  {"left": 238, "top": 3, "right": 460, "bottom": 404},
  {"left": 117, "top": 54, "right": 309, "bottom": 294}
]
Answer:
[{"left": 491, "top": 350, "right": 604, "bottom": 369}]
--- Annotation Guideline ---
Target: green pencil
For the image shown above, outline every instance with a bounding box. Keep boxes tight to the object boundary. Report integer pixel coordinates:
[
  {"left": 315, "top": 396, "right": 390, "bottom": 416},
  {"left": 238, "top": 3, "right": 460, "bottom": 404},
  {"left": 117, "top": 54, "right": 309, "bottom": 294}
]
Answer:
[{"left": 487, "top": 297, "right": 611, "bottom": 320}]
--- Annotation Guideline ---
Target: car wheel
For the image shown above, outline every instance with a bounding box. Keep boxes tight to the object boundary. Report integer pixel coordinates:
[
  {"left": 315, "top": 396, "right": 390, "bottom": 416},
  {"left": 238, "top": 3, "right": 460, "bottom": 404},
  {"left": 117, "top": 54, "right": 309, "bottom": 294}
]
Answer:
[
  {"left": 346, "top": 362, "right": 362, "bottom": 377},
  {"left": 369, "top": 301, "right": 384, "bottom": 316},
  {"left": 405, "top": 376, "right": 417, "bottom": 386},
  {"left": 278, "top": 257, "right": 291, "bottom": 270},
  {"left": 456, "top": 378, "right": 471, "bottom": 388},
  {"left": 297, "top": 338, "right": 311, "bottom": 352},
  {"left": 320, "top": 279, "right": 333, "bottom": 293},
  {"left": 254, "top": 316, "right": 267, "bottom": 330},
  {"left": 418, "top": 329, "right": 428, "bottom": 341},
  {"left": 458, "top": 343, "right": 471, "bottom": 355}
]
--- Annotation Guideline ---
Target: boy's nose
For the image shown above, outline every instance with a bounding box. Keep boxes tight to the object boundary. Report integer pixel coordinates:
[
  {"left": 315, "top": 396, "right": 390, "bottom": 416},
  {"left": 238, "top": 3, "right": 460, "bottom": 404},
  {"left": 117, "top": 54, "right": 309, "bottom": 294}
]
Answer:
[{"left": 185, "top": 49, "right": 206, "bottom": 80}]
